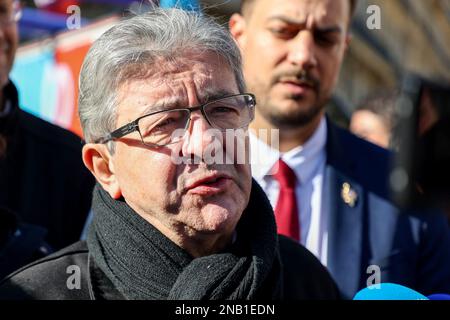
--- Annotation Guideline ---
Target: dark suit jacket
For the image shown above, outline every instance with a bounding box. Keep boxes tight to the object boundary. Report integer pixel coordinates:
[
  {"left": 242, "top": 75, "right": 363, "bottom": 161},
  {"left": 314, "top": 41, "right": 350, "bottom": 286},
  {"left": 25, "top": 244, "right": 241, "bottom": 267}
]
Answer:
[
  {"left": 325, "top": 119, "right": 450, "bottom": 299},
  {"left": 0, "top": 81, "right": 95, "bottom": 251}
]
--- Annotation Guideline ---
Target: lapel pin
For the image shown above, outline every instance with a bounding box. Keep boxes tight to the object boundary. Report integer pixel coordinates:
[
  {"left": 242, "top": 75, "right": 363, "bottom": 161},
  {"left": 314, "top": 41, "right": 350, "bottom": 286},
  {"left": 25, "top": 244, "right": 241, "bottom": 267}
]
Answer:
[{"left": 341, "top": 182, "right": 358, "bottom": 208}]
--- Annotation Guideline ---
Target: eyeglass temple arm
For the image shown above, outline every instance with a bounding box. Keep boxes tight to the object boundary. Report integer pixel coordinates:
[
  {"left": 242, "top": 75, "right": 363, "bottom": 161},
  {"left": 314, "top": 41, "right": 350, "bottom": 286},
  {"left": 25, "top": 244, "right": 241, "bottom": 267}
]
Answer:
[{"left": 94, "top": 122, "right": 138, "bottom": 144}]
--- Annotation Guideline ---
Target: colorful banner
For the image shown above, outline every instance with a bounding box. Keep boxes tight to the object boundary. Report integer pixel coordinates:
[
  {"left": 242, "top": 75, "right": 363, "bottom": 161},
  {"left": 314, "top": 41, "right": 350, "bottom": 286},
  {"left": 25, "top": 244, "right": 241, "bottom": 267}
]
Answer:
[{"left": 10, "top": 16, "right": 119, "bottom": 138}]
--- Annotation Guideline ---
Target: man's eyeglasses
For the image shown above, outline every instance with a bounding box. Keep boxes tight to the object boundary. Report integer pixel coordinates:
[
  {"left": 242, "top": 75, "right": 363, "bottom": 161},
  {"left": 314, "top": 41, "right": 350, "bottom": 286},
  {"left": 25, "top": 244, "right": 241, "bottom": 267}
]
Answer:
[
  {"left": 95, "top": 93, "right": 256, "bottom": 147},
  {"left": 0, "top": 1, "right": 22, "bottom": 27}
]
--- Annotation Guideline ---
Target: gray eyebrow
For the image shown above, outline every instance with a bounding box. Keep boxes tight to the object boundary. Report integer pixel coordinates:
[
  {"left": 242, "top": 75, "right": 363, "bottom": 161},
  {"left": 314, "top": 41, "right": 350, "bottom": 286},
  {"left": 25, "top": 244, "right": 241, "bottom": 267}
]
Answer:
[
  {"left": 200, "top": 89, "right": 238, "bottom": 102},
  {"left": 139, "top": 97, "right": 182, "bottom": 116},
  {"left": 138, "top": 89, "right": 238, "bottom": 116}
]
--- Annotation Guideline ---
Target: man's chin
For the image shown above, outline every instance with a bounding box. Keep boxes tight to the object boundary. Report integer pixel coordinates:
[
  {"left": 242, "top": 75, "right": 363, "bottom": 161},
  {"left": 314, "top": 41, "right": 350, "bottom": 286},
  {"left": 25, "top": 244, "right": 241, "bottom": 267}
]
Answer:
[
  {"left": 274, "top": 94, "right": 317, "bottom": 110},
  {"left": 198, "top": 201, "right": 242, "bottom": 229},
  {"left": 262, "top": 102, "right": 323, "bottom": 129},
  {"left": 196, "top": 212, "right": 237, "bottom": 236}
]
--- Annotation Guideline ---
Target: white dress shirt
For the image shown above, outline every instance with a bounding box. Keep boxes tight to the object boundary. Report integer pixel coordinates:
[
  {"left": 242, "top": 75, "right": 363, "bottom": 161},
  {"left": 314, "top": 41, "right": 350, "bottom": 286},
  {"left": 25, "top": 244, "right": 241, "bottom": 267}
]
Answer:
[{"left": 250, "top": 116, "right": 329, "bottom": 266}]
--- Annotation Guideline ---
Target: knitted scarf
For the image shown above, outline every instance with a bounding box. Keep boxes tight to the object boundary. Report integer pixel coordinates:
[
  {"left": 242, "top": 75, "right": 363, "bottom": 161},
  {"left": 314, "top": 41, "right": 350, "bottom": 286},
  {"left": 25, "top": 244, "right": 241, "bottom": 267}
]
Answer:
[{"left": 87, "top": 180, "right": 283, "bottom": 300}]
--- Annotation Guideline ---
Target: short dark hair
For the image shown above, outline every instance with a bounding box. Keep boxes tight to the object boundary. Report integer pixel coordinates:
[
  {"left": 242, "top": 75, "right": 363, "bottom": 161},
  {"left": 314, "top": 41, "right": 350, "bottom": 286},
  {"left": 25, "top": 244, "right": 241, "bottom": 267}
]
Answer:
[{"left": 241, "top": 0, "right": 358, "bottom": 19}]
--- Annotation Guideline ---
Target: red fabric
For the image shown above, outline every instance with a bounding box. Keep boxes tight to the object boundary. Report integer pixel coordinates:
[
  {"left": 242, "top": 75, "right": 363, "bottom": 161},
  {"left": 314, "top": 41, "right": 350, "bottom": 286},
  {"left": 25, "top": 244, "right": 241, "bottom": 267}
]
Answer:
[
  {"left": 272, "top": 159, "right": 300, "bottom": 241},
  {"left": 42, "top": 0, "right": 80, "bottom": 14}
]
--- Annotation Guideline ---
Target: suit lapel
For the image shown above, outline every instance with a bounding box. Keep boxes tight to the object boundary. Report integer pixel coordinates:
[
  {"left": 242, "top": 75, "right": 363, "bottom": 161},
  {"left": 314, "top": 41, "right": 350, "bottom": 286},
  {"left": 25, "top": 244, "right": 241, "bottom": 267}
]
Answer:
[
  {"left": 325, "top": 119, "right": 365, "bottom": 299},
  {"left": 324, "top": 166, "right": 364, "bottom": 299}
]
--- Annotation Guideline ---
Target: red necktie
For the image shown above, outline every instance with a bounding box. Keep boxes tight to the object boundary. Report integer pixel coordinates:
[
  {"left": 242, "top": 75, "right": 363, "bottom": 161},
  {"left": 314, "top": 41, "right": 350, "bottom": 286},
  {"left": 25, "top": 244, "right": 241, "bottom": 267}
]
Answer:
[{"left": 272, "top": 159, "right": 300, "bottom": 241}]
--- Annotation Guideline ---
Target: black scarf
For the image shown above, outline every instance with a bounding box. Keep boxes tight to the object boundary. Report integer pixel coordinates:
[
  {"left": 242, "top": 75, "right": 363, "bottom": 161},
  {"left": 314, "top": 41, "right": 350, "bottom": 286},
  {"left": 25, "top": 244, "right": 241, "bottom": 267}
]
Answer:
[{"left": 87, "top": 180, "right": 283, "bottom": 300}]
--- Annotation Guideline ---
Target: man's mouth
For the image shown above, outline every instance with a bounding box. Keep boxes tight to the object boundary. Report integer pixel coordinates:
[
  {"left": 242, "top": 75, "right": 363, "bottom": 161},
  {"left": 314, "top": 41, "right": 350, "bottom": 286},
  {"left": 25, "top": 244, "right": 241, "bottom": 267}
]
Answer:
[
  {"left": 275, "top": 74, "right": 317, "bottom": 95},
  {"left": 185, "top": 174, "right": 233, "bottom": 196},
  {"left": 277, "top": 80, "right": 315, "bottom": 95}
]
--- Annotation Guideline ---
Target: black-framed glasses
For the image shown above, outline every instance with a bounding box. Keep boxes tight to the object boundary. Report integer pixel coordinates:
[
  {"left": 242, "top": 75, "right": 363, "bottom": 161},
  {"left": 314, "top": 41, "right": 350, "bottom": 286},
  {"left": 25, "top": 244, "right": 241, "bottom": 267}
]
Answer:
[{"left": 94, "top": 93, "right": 256, "bottom": 147}]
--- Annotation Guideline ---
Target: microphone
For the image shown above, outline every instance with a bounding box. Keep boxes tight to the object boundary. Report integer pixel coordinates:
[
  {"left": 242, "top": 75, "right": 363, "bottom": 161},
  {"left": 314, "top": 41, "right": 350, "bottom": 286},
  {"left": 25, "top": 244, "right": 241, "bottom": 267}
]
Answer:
[
  {"left": 353, "top": 283, "right": 429, "bottom": 300},
  {"left": 428, "top": 294, "right": 450, "bottom": 300}
]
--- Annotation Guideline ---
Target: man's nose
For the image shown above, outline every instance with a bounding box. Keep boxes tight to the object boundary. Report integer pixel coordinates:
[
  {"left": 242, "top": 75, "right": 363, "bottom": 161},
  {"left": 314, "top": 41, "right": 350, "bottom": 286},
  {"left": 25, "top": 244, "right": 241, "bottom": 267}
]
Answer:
[
  {"left": 287, "top": 31, "right": 318, "bottom": 69},
  {"left": 181, "top": 112, "right": 220, "bottom": 161}
]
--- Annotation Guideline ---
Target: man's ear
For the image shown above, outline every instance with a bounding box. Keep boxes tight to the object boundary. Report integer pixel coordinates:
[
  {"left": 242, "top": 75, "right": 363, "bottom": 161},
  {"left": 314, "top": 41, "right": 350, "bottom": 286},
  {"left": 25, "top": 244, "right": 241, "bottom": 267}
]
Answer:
[
  {"left": 229, "top": 13, "right": 247, "bottom": 49},
  {"left": 82, "top": 143, "right": 122, "bottom": 199}
]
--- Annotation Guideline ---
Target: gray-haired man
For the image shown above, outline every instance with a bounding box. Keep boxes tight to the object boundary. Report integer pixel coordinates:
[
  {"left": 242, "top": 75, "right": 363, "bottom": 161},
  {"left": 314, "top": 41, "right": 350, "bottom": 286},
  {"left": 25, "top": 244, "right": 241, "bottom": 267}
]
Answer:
[{"left": 0, "top": 8, "right": 339, "bottom": 300}]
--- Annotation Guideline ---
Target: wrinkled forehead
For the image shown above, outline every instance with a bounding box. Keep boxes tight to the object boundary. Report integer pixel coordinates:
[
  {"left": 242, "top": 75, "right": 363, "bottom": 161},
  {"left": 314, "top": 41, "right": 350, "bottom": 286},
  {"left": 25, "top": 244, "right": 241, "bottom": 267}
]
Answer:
[
  {"left": 150, "top": 55, "right": 228, "bottom": 95},
  {"left": 253, "top": 0, "right": 350, "bottom": 28},
  {"left": 116, "top": 52, "right": 239, "bottom": 117}
]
